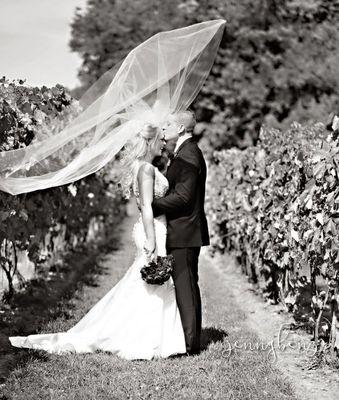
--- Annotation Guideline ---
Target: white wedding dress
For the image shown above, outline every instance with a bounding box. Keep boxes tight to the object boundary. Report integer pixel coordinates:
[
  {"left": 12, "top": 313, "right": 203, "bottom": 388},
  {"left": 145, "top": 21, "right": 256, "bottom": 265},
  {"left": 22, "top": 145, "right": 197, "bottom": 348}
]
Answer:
[{"left": 9, "top": 165, "right": 186, "bottom": 360}]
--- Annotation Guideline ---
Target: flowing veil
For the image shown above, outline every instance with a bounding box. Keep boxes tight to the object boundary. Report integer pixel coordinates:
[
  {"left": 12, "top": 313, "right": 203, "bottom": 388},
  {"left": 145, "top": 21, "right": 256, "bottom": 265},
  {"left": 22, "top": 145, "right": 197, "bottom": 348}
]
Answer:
[{"left": 0, "top": 19, "right": 226, "bottom": 196}]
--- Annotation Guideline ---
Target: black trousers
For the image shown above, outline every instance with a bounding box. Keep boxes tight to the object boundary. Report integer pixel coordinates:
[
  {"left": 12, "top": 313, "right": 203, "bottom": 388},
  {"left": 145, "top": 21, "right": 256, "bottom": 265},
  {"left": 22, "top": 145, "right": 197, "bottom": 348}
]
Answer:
[{"left": 168, "top": 247, "right": 201, "bottom": 354}]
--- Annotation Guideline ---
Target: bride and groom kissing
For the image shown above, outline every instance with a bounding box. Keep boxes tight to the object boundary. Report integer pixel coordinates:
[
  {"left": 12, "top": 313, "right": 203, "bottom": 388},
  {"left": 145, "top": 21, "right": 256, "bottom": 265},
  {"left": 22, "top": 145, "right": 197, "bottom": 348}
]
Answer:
[{"left": 9, "top": 109, "right": 210, "bottom": 360}]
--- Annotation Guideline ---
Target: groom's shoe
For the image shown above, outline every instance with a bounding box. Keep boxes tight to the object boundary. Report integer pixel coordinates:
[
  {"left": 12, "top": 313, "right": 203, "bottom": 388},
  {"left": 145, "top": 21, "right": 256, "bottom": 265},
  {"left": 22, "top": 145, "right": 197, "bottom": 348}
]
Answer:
[
  {"left": 187, "top": 349, "right": 201, "bottom": 356},
  {"left": 169, "top": 351, "right": 189, "bottom": 359}
]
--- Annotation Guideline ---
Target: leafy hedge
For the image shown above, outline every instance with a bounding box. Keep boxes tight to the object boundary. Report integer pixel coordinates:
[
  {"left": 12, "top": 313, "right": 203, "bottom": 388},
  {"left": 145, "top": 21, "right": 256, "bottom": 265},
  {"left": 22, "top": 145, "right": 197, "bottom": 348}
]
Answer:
[
  {"left": 0, "top": 77, "right": 125, "bottom": 299},
  {"left": 206, "top": 121, "right": 339, "bottom": 354}
]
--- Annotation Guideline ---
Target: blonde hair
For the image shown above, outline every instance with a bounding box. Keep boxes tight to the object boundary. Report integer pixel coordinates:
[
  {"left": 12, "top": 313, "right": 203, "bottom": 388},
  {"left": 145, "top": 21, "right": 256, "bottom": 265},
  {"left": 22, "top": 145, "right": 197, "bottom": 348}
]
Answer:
[{"left": 118, "top": 123, "right": 160, "bottom": 198}]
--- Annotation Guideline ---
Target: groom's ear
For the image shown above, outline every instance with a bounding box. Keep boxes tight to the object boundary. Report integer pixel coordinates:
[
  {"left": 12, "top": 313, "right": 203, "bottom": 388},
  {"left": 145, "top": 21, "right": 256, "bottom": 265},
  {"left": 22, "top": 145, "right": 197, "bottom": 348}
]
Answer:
[{"left": 178, "top": 124, "right": 185, "bottom": 136}]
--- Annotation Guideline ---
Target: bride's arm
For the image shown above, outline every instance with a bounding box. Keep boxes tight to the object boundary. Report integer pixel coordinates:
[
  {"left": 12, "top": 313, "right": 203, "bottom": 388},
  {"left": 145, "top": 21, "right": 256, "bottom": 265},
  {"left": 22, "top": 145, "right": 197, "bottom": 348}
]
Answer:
[{"left": 137, "top": 163, "right": 156, "bottom": 258}]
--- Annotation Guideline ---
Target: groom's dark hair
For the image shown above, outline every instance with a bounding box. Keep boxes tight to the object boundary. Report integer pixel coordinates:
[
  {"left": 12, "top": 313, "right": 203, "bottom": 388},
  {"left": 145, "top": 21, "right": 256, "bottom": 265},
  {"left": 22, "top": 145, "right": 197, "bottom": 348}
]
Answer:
[{"left": 173, "top": 110, "right": 196, "bottom": 134}]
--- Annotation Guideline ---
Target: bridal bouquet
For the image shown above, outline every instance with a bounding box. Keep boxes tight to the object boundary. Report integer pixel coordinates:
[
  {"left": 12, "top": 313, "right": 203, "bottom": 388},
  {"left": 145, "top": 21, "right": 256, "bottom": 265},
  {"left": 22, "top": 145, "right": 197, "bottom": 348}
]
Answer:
[{"left": 140, "top": 255, "right": 174, "bottom": 285}]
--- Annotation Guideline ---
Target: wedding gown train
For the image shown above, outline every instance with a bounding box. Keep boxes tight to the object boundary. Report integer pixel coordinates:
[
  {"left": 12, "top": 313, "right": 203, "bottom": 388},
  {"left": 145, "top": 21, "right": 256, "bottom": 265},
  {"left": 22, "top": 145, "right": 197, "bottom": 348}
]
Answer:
[{"left": 9, "top": 166, "right": 186, "bottom": 360}]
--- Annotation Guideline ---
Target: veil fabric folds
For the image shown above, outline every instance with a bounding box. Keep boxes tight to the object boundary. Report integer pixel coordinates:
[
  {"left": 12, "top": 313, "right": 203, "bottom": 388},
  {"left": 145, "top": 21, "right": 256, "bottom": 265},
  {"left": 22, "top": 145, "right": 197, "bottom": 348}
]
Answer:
[{"left": 0, "top": 19, "right": 226, "bottom": 195}]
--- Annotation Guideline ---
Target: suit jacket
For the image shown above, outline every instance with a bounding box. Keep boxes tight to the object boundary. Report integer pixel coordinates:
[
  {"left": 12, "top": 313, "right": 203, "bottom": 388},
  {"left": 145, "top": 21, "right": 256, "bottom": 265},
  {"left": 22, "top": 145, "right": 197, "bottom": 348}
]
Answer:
[{"left": 152, "top": 137, "right": 210, "bottom": 248}]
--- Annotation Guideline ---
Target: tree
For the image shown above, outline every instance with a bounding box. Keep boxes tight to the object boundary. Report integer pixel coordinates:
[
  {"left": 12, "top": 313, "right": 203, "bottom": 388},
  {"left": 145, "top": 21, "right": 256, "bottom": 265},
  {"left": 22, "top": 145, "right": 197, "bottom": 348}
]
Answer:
[{"left": 69, "top": 0, "right": 339, "bottom": 152}]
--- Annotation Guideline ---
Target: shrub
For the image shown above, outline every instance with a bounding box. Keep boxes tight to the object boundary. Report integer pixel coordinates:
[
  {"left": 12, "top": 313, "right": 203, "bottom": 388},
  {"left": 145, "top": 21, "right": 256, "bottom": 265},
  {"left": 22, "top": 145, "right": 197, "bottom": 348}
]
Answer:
[
  {"left": 206, "top": 121, "right": 339, "bottom": 353},
  {"left": 0, "top": 77, "right": 125, "bottom": 299}
]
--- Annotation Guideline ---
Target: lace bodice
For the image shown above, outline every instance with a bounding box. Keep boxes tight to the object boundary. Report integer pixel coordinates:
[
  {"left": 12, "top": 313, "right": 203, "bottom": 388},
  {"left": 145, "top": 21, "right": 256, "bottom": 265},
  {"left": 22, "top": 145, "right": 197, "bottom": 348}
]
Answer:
[{"left": 132, "top": 162, "right": 168, "bottom": 199}]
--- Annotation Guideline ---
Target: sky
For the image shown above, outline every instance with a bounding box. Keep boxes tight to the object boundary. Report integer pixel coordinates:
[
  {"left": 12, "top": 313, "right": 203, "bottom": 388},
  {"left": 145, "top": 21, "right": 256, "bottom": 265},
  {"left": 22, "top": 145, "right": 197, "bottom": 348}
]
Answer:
[{"left": 0, "top": 0, "right": 88, "bottom": 90}]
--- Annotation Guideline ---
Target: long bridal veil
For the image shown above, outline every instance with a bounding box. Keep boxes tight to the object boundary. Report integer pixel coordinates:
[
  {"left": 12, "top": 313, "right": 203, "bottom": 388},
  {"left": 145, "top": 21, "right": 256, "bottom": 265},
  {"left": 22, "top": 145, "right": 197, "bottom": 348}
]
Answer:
[{"left": 0, "top": 19, "right": 226, "bottom": 196}]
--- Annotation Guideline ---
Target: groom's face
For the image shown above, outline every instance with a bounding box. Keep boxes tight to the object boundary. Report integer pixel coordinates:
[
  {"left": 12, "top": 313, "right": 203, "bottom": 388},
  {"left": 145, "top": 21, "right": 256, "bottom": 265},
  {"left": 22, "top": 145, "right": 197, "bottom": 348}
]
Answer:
[{"left": 162, "top": 116, "right": 182, "bottom": 152}]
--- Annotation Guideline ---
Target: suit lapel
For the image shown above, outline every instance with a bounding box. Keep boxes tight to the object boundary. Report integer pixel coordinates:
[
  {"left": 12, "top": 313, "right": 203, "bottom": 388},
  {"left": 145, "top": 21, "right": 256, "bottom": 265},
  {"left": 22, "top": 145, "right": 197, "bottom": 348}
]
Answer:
[
  {"left": 174, "top": 136, "right": 195, "bottom": 158},
  {"left": 165, "top": 137, "right": 195, "bottom": 182}
]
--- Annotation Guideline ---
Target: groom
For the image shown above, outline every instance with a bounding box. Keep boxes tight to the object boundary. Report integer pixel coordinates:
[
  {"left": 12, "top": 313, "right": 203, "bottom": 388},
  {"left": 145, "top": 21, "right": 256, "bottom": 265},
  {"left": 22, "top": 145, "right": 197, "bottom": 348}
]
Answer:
[{"left": 152, "top": 110, "right": 210, "bottom": 355}]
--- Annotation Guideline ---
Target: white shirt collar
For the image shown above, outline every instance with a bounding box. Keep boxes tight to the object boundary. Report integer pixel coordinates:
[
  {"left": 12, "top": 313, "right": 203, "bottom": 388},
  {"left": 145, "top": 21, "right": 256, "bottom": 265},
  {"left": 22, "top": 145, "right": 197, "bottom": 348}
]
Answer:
[{"left": 174, "top": 133, "right": 193, "bottom": 153}]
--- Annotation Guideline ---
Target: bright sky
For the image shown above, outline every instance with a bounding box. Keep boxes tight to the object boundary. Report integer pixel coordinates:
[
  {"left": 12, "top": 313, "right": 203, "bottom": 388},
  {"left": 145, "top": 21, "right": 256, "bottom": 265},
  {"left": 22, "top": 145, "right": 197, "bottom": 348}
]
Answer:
[{"left": 0, "top": 0, "right": 87, "bottom": 89}]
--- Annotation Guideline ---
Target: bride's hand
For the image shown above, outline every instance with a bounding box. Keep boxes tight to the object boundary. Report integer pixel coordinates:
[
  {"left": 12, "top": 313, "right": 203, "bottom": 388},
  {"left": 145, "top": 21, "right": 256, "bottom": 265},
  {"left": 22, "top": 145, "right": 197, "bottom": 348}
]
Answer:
[{"left": 143, "top": 238, "right": 156, "bottom": 261}]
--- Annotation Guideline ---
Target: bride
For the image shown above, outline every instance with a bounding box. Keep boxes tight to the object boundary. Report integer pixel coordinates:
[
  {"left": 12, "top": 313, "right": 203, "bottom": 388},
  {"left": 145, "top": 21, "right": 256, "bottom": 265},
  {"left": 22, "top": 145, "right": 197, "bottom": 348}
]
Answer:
[
  {"left": 9, "top": 123, "right": 187, "bottom": 360},
  {"left": 4, "top": 19, "right": 226, "bottom": 361}
]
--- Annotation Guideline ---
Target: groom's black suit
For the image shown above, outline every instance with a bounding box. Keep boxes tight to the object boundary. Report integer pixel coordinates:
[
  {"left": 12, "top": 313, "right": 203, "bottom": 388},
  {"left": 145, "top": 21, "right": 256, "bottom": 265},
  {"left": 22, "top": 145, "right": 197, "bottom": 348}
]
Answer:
[{"left": 152, "top": 137, "right": 209, "bottom": 354}]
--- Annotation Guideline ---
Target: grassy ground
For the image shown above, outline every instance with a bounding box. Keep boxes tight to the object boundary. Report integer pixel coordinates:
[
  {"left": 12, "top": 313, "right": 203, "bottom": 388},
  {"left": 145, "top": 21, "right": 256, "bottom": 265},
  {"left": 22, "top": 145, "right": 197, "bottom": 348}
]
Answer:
[
  {"left": 212, "top": 253, "right": 339, "bottom": 400},
  {"left": 1, "top": 213, "right": 298, "bottom": 400},
  {"left": 0, "top": 216, "right": 123, "bottom": 385}
]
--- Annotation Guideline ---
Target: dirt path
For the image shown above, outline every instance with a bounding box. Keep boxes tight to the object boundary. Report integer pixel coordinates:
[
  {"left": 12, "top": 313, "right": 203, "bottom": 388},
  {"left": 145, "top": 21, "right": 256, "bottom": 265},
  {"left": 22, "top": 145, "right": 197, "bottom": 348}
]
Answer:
[{"left": 209, "top": 253, "right": 339, "bottom": 400}]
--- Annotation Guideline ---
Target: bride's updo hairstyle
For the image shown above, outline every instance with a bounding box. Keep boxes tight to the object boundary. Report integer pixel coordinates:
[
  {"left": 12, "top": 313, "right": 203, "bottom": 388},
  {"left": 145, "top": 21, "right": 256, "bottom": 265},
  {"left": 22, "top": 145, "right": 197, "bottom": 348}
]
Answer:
[{"left": 118, "top": 123, "right": 160, "bottom": 198}]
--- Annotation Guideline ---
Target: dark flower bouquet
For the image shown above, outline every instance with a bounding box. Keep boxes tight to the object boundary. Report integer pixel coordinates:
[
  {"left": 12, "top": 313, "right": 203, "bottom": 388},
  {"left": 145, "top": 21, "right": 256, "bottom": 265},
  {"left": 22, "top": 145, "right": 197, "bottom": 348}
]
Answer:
[{"left": 140, "top": 255, "right": 174, "bottom": 285}]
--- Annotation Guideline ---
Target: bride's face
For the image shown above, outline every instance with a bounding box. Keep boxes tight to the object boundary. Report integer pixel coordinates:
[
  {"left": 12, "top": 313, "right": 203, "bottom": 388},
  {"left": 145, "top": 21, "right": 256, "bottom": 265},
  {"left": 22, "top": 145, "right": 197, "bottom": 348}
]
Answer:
[{"left": 150, "top": 132, "right": 166, "bottom": 158}]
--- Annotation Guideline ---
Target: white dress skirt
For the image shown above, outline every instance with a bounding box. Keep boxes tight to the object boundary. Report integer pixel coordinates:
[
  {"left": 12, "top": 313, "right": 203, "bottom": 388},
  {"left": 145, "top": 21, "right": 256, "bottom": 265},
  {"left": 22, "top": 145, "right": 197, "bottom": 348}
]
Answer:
[{"left": 9, "top": 167, "right": 186, "bottom": 360}]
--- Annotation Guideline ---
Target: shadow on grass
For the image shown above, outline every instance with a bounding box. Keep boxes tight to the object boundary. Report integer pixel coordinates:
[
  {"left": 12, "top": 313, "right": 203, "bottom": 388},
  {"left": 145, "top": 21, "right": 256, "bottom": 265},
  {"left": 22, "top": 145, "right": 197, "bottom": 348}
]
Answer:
[
  {"left": 200, "top": 326, "right": 228, "bottom": 351},
  {"left": 167, "top": 326, "right": 228, "bottom": 360}
]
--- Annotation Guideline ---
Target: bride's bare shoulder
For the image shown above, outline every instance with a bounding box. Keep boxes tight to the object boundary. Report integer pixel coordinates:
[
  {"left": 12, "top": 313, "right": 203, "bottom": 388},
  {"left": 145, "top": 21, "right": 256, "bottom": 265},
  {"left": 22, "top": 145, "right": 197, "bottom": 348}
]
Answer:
[{"left": 136, "top": 161, "right": 155, "bottom": 180}]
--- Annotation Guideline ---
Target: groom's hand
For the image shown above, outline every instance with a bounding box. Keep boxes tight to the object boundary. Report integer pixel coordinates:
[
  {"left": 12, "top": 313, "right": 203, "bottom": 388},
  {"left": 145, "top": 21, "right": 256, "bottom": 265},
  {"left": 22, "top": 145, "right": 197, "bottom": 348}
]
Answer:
[{"left": 152, "top": 157, "right": 198, "bottom": 214}]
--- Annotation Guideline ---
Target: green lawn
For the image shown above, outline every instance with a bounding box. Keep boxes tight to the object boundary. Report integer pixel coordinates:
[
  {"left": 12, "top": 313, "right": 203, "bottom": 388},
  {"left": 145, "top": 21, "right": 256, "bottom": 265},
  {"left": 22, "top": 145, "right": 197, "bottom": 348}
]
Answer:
[{"left": 1, "top": 216, "right": 297, "bottom": 400}]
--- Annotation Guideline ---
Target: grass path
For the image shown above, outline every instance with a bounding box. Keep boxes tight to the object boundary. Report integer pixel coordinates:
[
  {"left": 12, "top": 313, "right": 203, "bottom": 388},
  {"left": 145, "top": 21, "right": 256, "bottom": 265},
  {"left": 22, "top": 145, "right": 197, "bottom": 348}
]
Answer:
[
  {"left": 1, "top": 212, "right": 299, "bottom": 400},
  {"left": 213, "top": 253, "right": 339, "bottom": 400}
]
